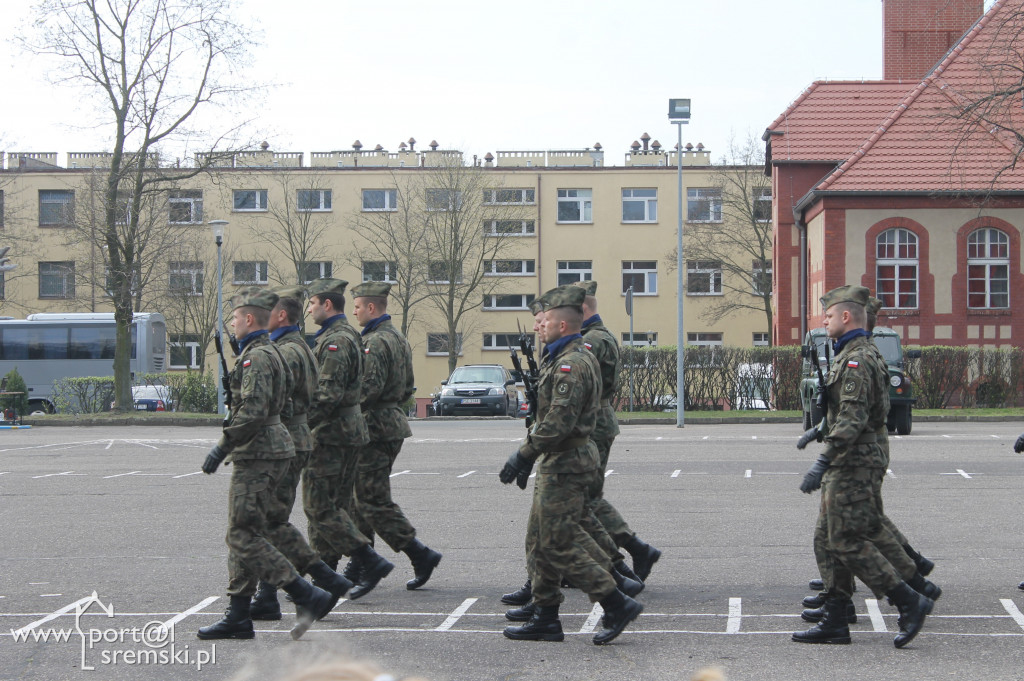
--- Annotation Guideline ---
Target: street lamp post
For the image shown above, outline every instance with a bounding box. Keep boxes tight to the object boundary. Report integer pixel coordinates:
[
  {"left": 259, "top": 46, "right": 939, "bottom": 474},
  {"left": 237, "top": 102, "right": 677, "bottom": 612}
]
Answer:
[
  {"left": 668, "top": 98, "right": 691, "bottom": 428},
  {"left": 209, "top": 219, "right": 228, "bottom": 415}
]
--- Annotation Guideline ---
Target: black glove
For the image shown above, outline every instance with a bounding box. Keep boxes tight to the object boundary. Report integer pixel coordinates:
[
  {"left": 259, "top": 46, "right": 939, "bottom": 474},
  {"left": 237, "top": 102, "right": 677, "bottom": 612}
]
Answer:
[
  {"left": 499, "top": 452, "right": 533, "bottom": 490},
  {"left": 796, "top": 425, "right": 822, "bottom": 450},
  {"left": 1015, "top": 433, "right": 1024, "bottom": 453},
  {"left": 202, "top": 445, "right": 227, "bottom": 474},
  {"left": 800, "top": 455, "right": 830, "bottom": 494}
]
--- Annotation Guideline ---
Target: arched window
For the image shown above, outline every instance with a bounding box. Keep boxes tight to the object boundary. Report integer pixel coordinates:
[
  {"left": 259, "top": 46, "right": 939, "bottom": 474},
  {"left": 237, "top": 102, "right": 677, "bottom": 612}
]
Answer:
[
  {"left": 876, "top": 228, "right": 918, "bottom": 309},
  {"left": 967, "top": 228, "right": 1009, "bottom": 309}
]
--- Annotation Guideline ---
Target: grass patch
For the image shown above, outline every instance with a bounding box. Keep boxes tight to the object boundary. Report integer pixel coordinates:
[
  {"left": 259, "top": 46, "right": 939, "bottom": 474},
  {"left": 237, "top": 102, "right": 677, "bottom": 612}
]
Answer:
[{"left": 616, "top": 409, "right": 801, "bottom": 419}]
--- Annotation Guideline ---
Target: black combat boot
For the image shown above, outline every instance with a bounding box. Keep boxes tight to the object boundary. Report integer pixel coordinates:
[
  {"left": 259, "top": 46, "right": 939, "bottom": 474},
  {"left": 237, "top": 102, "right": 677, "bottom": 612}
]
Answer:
[
  {"left": 593, "top": 589, "right": 643, "bottom": 645},
  {"left": 803, "top": 590, "right": 829, "bottom": 608},
  {"left": 902, "top": 544, "right": 934, "bottom": 576},
  {"left": 505, "top": 601, "right": 536, "bottom": 622},
  {"left": 1018, "top": 580, "right": 1024, "bottom": 591},
  {"left": 908, "top": 572, "right": 942, "bottom": 601},
  {"left": 342, "top": 558, "right": 362, "bottom": 584},
  {"left": 249, "top": 580, "right": 282, "bottom": 621},
  {"left": 623, "top": 536, "right": 661, "bottom": 582},
  {"left": 281, "top": 577, "right": 334, "bottom": 640},
  {"left": 197, "top": 595, "right": 255, "bottom": 640},
  {"left": 307, "top": 560, "right": 353, "bottom": 613},
  {"left": 348, "top": 544, "right": 395, "bottom": 600},
  {"left": 801, "top": 599, "right": 857, "bottom": 624},
  {"left": 809, "top": 578, "right": 824, "bottom": 591},
  {"left": 503, "top": 604, "right": 564, "bottom": 641},
  {"left": 612, "top": 565, "right": 644, "bottom": 597},
  {"left": 614, "top": 560, "right": 643, "bottom": 585},
  {"left": 887, "top": 581, "right": 933, "bottom": 648},
  {"left": 501, "top": 579, "right": 532, "bottom": 606},
  {"left": 791, "top": 597, "right": 852, "bottom": 644},
  {"left": 402, "top": 538, "right": 442, "bottom": 590}
]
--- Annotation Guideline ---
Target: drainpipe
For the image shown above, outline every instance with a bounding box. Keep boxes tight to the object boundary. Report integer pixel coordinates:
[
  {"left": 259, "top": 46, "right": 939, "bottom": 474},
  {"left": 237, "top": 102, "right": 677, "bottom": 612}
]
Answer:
[{"left": 792, "top": 192, "right": 816, "bottom": 342}]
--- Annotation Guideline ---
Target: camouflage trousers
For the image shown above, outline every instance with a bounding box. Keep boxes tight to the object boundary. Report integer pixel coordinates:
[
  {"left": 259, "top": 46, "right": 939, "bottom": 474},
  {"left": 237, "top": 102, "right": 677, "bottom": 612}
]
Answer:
[
  {"left": 352, "top": 439, "right": 416, "bottom": 553},
  {"left": 526, "top": 468, "right": 617, "bottom": 608},
  {"left": 303, "top": 441, "right": 370, "bottom": 564},
  {"left": 818, "top": 466, "right": 904, "bottom": 599},
  {"left": 263, "top": 449, "right": 318, "bottom": 574},
  {"left": 582, "top": 462, "right": 626, "bottom": 565},
  {"left": 226, "top": 458, "right": 299, "bottom": 597},
  {"left": 590, "top": 436, "right": 634, "bottom": 551}
]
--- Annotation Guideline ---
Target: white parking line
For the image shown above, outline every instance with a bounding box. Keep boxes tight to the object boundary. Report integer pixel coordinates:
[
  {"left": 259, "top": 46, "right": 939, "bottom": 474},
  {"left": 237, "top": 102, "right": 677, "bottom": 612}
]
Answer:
[
  {"left": 886, "top": 469, "right": 895, "bottom": 479},
  {"left": 172, "top": 471, "right": 203, "bottom": 479},
  {"left": 866, "top": 598, "right": 887, "bottom": 632},
  {"left": 671, "top": 470, "right": 681, "bottom": 478},
  {"left": 579, "top": 603, "right": 603, "bottom": 633},
  {"left": 390, "top": 470, "right": 411, "bottom": 478},
  {"left": 457, "top": 471, "right": 476, "bottom": 478},
  {"left": 435, "top": 598, "right": 477, "bottom": 631},
  {"left": 726, "top": 598, "right": 742, "bottom": 634},
  {"left": 744, "top": 470, "right": 752, "bottom": 478},
  {"left": 12, "top": 595, "right": 96, "bottom": 638},
  {"left": 1000, "top": 599, "right": 1024, "bottom": 631},
  {"left": 162, "top": 596, "right": 219, "bottom": 630},
  {"left": 605, "top": 470, "right": 614, "bottom": 478},
  {"left": 103, "top": 471, "right": 142, "bottom": 479},
  {"left": 31, "top": 471, "right": 86, "bottom": 479}
]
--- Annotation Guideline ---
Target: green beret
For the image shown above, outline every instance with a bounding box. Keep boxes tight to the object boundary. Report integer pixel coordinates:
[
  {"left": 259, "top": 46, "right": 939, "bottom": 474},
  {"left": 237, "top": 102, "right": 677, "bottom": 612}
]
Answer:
[
  {"left": 541, "top": 284, "right": 586, "bottom": 310},
  {"left": 307, "top": 278, "right": 349, "bottom": 298},
  {"left": 820, "top": 285, "right": 869, "bottom": 311},
  {"left": 866, "top": 296, "right": 882, "bottom": 317},
  {"left": 528, "top": 297, "right": 546, "bottom": 315},
  {"left": 572, "top": 279, "right": 598, "bottom": 296},
  {"left": 274, "top": 285, "right": 307, "bottom": 301},
  {"left": 231, "top": 286, "right": 279, "bottom": 312},
  {"left": 351, "top": 281, "right": 391, "bottom": 298}
]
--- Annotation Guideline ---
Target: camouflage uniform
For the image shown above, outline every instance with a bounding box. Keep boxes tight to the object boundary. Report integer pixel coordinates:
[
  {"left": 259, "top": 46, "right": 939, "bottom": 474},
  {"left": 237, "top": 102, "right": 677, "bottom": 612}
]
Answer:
[
  {"left": 519, "top": 326, "right": 616, "bottom": 608},
  {"left": 218, "top": 325, "right": 299, "bottom": 597}
]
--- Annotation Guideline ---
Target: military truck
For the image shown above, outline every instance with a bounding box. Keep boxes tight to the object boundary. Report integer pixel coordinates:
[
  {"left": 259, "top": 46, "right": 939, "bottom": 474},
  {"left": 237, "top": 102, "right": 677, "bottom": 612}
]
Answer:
[{"left": 800, "top": 326, "right": 918, "bottom": 435}]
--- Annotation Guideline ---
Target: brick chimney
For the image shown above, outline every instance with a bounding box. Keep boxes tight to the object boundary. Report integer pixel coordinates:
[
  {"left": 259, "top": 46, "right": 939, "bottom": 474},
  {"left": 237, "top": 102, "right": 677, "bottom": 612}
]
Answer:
[{"left": 883, "top": 0, "right": 983, "bottom": 81}]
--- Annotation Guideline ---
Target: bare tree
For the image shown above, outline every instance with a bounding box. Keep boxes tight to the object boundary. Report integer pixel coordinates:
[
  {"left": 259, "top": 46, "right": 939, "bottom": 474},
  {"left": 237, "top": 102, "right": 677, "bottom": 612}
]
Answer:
[
  {"left": 666, "top": 134, "right": 774, "bottom": 341},
  {"left": 0, "top": 177, "right": 42, "bottom": 315},
  {"left": 21, "top": 0, "right": 259, "bottom": 410}
]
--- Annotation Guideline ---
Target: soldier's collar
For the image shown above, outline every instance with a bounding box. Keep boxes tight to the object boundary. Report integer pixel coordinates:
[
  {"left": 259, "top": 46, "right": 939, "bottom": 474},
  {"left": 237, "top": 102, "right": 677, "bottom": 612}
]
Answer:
[
  {"left": 237, "top": 329, "right": 268, "bottom": 353},
  {"left": 582, "top": 314, "right": 602, "bottom": 329},
  {"left": 832, "top": 328, "right": 870, "bottom": 354},
  {"left": 270, "top": 324, "right": 299, "bottom": 342}
]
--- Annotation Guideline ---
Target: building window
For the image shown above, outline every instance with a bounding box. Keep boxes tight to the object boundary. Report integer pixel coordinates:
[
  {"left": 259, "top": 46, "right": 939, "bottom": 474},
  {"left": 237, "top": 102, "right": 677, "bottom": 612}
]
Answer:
[
  {"left": 169, "top": 261, "right": 204, "bottom": 296},
  {"left": 753, "top": 187, "right": 772, "bottom": 222},
  {"left": 428, "top": 261, "right": 462, "bottom": 284},
  {"left": 232, "top": 189, "right": 268, "bottom": 212},
  {"left": 621, "top": 331, "right": 657, "bottom": 347},
  {"left": 622, "top": 188, "right": 657, "bottom": 223},
  {"left": 483, "top": 219, "right": 535, "bottom": 236},
  {"left": 688, "top": 332, "right": 723, "bottom": 345},
  {"left": 39, "top": 261, "right": 75, "bottom": 298},
  {"left": 622, "top": 260, "right": 657, "bottom": 295},
  {"left": 753, "top": 332, "right": 769, "bottom": 347},
  {"left": 876, "top": 228, "right": 918, "bottom": 309},
  {"left": 427, "top": 332, "right": 462, "bottom": 356},
  {"left": 362, "top": 189, "right": 398, "bottom": 212},
  {"left": 687, "top": 260, "right": 723, "bottom": 295},
  {"left": 686, "top": 187, "right": 722, "bottom": 223},
  {"left": 300, "top": 261, "right": 333, "bottom": 284},
  {"left": 483, "top": 188, "right": 535, "bottom": 205},
  {"left": 104, "top": 266, "right": 140, "bottom": 297},
  {"left": 557, "top": 189, "right": 592, "bottom": 223},
  {"left": 752, "top": 259, "right": 772, "bottom": 296},
  {"left": 483, "top": 259, "right": 535, "bottom": 276},
  {"left": 967, "top": 228, "right": 1010, "bottom": 309},
  {"left": 362, "top": 260, "right": 397, "bottom": 283},
  {"left": 39, "top": 190, "right": 75, "bottom": 226},
  {"left": 483, "top": 294, "right": 535, "bottom": 310},
  {"left": 233, "top": 261, "right": 269, "bottom": 285},
  {"left": 297, "top": 189, "right": 332, "bottom": 212},
  {"left": 483, "top": 332, "right": 535, "bottom": 350},
  {"left": 425, "top": 188, "right": 462, "bottom": 212},
  {"left": 169, "top": 190, "right": 203, "bottom": 224},
  {"left": 170, "top": 333, "right": 201, "bottom": 369},
  {"left": 556, "top": 260, "right": 592, "bottom": 286}
]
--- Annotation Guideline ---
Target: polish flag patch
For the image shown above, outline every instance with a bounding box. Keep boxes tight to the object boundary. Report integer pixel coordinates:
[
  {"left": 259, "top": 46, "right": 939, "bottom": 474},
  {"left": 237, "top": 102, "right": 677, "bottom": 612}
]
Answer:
[
  {"left": 847, "top": 360, "right": 859, "bottom": 368},
  {"left": 560, "top": 364, "right": 572, "bottom": 373},
  {"left": 242, "top": 359, "right": 252, "bottom": 368},
  {"left": 364, "top": 348, "right": 371, "bottom": 354},
  {"left": 584, "top": 342, "right": 593, "bottom": 349},
  {"left": 327, "top": 344, "right": 338, "bottom": 352}
]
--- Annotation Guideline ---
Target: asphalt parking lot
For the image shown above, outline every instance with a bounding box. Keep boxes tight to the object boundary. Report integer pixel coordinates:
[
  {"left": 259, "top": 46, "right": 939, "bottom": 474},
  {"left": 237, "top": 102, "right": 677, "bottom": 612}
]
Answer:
[{"left": 1, "top": 420, "right": 1023, "bottom": 681}]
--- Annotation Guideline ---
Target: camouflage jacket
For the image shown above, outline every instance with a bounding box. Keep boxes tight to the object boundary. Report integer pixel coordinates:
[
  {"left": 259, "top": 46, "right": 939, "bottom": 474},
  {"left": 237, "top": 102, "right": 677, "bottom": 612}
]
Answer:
[
  {"left": 309, "top": 315, "right": 369, "bottom": 447},
  {"left": 581, "top": 316, "right": 621, "bottom": 441},
  {"left": 518, "top": 335, "right": 601, "bottom": 475},
  {"left": 361, "top": 317, "right": 414, "bottom": 442},
  {"left": 217, "top": 331, "right": 295, "bottom": 462},
  {"left": 274, "top": 327, "right": 317, "bottom": 453},
  {"left": 822, "top": 334, "right": 889, "bottom": 468}
]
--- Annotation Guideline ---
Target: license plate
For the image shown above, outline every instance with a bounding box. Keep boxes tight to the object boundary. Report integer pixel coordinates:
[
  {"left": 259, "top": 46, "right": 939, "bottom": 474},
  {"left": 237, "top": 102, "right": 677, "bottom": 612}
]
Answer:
[
  {"left": 460, "top": 398, "right": 481, "bottom": 404},
  {"left": 135, "top": 404, "right": 148, "bottom": 410}
]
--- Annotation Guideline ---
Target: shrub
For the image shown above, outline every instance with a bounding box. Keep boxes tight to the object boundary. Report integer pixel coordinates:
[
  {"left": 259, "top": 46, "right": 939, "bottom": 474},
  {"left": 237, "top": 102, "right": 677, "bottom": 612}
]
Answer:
[
  {"left": 52, "top": 377, "right": 116, "bottom": 414},
  {"left": 0, "top": 368, "right": 30, "bottom": 416}
]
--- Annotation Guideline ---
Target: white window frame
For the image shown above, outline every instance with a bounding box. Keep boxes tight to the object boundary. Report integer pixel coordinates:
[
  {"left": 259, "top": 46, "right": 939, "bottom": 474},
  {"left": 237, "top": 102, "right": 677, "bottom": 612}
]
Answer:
[
  {"left": 427, "top": 261, "right": 463, "bottom": 284},
  {"left": 753, "top": 332, "right": 770, "bottom": 347},
  {"left": 39, "top": 189, "right": 74, "bottom": 226},
  {"left": 362, "top": 188, "right": 398, "bottom": 212},
  {"left": 169, "top": 190, "right": 203, "bottom": 224},
  {"left": 169, "top": 261, "right": 204, "bottom": 296},
  {"left": 233, "top": 189, "right": 268, "bottom": 212},
  {"left": 483, "top": 188, "right": 535, "bottom": 205},
  {"left": 483, "top": 219, "right": 535, "bottom": 236},
  {"left": 556, "top": 260, "right": 593, "bottom": 286},
  {"left": 621, "top": 260, "right": 658, "bottom": 296},
  {"left": 686, "top": 187, "right": 722, "bottom": 223},
  {"left": 483, "top": 294, "right": 535, "bottom": 310},
  {"left": 967, "top": 228, "right": 1010, "bottom": 309},
  {"left": 39, "top": 261, "right": 75, "bottom": 299},
  {"left": 621, "top": 188, "right": 658, "bottom": 223},
  {"left": 621, "top": 332, "right": 658, "bottom": 347},
  {"left": 483, "top": 259, "right": 536, "bottom": 276},
  {"left": 557, "top": 188, "right": 593, "bottom": 223},
  {"left": 300, "top": 261, "right": 333, "bottom": 285},
  {"left": 297, "top": 189, "right": 332, "bottom": 212},
  {"left": 362, "top": 260, "right": 398, "bottom": 283},
  {"left": 425, "top": 188, "right": 463, "bottom": 212},
  {"left": 483, "top": 332, "right": 535, "bottom": 350},
  {"left": 233, "top": 260, "right": 269, "bottom": 285},
  {"left": 427, "top": 332, "right": 463, "bottom": 356},
  {"left": 169, "top": 334, "right": 201, "bottom": 369},
  {"left": 688, "top": 332, "right": 723, "bottom": 346},
  {"left": 752, "top": 259, "right": 772, "bottom": 296},
  {"left": 876, "top": 228, "right": 918, "bottom": 309},
  {"left": 753, "top": 186, "right": 772, "bottom": 222},
  {"left": 687, "top": 260, "right": 723, "bottom": 296}
]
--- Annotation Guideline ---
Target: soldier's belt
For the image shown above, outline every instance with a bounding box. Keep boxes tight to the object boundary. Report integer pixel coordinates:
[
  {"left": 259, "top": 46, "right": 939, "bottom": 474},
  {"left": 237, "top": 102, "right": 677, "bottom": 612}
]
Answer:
[
  {"left": 853, "top": 432, "right": 877, "bottom": 445},
  {"left": 363, "top": 401, "right": 399, "bottom": 412},
  {"left": 264, "top": 415, "right": 282, "bottom": 426},
  {"left": 283, "top": 414, "right": 308, "bottom": 426},
  {"left": 337, "top": 405, "right": 361, "bottom": 417},
  {"left": 549, "top": 436, "right": 590, "bottom": 452}
]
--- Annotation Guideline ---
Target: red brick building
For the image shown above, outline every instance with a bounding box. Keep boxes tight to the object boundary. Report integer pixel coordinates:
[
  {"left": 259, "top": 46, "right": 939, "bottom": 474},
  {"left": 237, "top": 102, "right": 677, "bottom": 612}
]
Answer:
[{"left": 765, "top": 0, "right": 1024, "bottom": 348}]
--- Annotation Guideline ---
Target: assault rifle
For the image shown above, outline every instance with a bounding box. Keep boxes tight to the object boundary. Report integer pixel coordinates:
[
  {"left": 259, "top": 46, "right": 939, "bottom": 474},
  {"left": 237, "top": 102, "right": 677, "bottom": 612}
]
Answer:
[
  {"left": 213, "top": 328, "right": 236, "bottom": 413},
  {"left": 797, "top": 341, "right": 831, "bottom": 449},
  {"left": 513, "top": 321, "right": 540, "bottom": 428}
]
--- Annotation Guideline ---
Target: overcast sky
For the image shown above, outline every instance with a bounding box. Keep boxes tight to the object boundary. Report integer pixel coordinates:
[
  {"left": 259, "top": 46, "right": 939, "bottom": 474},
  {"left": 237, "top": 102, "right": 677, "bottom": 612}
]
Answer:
[{"left": 0, "top": 0, "right": 999, "bottom": 164}]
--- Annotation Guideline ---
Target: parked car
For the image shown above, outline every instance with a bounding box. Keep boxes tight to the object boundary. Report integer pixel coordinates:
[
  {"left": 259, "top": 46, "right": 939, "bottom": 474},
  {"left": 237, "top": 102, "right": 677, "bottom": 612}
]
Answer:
[
  {"left": 132, "top": 385, "right": 172, "bottom": 412},
  {"left": 517, "top": 391, "right": 529, "bottom": 418},
  {"left": 437, "top": 364, "right": 518, "bottom": 416}
]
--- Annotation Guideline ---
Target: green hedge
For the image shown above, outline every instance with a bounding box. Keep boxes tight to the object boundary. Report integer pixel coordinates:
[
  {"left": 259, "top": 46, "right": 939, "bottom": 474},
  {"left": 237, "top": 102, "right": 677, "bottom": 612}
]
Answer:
[{"left": 904, "top": 346, "right": 1024, "bottom": 409}]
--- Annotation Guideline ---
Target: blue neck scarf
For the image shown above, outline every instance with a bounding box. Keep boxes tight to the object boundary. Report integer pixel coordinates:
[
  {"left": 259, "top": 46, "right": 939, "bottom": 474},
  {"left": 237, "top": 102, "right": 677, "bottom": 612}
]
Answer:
[
  {"left": 270, "top": 324, "right": 299, "bottom": 342},
  {"left": 833, "top": 328, "right": 870, "bottom": 354},
  {"left": 238, "top": 329, "right": 268, "bottom": 353},
  {"left": 361, "top": 314, "right": 391, "bottom": 336}
]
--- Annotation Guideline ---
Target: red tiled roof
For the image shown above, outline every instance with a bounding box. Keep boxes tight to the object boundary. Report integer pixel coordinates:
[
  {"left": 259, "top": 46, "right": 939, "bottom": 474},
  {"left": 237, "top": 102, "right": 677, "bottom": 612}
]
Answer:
[{"left": 819, "top": 0, "right": 1024, "bottom": 193}]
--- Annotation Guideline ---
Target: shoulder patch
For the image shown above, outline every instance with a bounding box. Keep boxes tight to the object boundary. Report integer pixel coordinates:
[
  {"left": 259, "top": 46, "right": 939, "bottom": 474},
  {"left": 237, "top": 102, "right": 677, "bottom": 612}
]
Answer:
[
  {"left": 328, "top": 344, "right": 338, "bottom": 352},
  {"left": 557, "top": 382, "right": 569, "bottom": 395},
  {"left": 847, "top": 360, "right": 859, "bottom": 368},
  {"left": 242, "top": 359, "right": 252, "bottom": 368},
  {"left": 560, "top": 364, "right": 572, "bottom": 373},
  {"left": 844, "top": 380, "right": 858, "bottom": 393},
  {"left": 364, "top": 347, "right": 370, "bottom": 354},
  {"left": 584, "top": 342, "right": 593, "bottom": 349}
]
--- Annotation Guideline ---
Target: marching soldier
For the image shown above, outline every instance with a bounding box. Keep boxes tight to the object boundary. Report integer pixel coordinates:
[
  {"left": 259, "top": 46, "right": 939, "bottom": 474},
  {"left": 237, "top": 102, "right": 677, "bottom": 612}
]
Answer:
[
  {"left": 500, "top": 284, "right": 643, "bottom": 645},
  {"left": 198, "top": 288, "right": 334, "bottom": 641},
  {"left": 350, "top": 281, "right": 442, "bottom": 591},
  {"left": 304, "top": 278, "right": 394, "bottom": 600}
]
